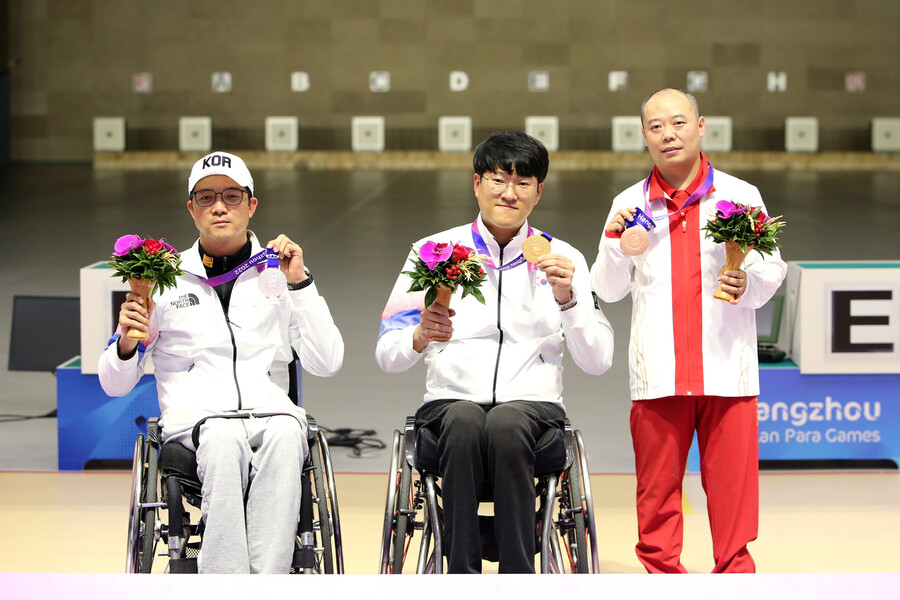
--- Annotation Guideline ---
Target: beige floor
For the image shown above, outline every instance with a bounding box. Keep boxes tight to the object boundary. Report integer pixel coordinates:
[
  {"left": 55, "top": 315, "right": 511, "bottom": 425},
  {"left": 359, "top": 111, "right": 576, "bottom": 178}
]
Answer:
[{"left": 1, "top": 470, "right": 898, "bottom": 574}]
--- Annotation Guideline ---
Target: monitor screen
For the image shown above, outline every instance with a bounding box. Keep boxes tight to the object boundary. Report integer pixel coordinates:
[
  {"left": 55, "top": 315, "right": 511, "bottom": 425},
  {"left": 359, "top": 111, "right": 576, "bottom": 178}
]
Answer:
[
  {"left": 756, "top": 295, "right": 784, "bottom": 345},
  {"left": 8, "top": 295, "right": 81, "bottom": 371}
]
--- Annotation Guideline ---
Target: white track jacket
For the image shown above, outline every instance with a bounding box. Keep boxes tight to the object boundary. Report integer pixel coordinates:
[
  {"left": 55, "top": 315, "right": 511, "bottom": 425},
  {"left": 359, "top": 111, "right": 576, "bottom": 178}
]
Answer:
[
  {"left": 377, "top": 216, "right": 614, "bottom": 407},
  {"left": 98, "top": 233, "right": 344, "bottom": 439},
  {"left": 591, "top": 168, "right": 787, "bottom": 401}
]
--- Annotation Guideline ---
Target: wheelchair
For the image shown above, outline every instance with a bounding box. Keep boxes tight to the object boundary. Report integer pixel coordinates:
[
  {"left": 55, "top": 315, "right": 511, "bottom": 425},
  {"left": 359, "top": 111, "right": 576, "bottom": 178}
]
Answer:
[
  {"left": 379, "top": 415, "right": 598, "bottom": 574},
  {"left": 126, "top": 414, "right": 343, "bottom": 573}
]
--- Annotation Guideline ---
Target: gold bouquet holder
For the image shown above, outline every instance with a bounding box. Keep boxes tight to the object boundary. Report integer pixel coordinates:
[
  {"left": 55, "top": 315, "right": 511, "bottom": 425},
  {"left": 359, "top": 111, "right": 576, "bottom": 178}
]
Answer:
[
  {"left": 713, "top": 241, "right": 752, "bottom": 302},
  {"left": 126, "top": 278, "right": 155, "bottom": 340}
]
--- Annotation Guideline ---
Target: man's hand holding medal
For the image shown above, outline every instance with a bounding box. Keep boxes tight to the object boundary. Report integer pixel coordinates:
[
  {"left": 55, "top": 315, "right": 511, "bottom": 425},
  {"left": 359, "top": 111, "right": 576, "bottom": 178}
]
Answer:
[
  {"left": 260, "top": 234, "right": 307, "bottom": 297},
  {"left": 523, "top": 234, "right": 576, "bottom": 306},
  {"left": 606, "top": 207, "right": 655, "bottom": 256}
]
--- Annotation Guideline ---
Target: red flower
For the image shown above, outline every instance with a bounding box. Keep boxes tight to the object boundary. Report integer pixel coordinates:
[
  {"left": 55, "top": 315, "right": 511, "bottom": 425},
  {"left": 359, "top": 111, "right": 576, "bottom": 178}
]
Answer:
[
  {"left": 451, "top": 244, "right": 472, "bottom": 263},
  {"left": 144, "top": 238, "right": 164, "bottom": 255}
]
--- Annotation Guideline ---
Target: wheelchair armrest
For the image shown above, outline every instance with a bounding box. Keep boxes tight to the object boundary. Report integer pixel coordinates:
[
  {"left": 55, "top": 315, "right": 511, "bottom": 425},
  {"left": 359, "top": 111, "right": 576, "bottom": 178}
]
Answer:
[
  {"left": 307, "top": 415, "right": 319, "bottom": 441},
  {"left": 147, "top": 417, "right": 161, "bottom": 445},
  {"left": 561, "top": 418, "right": 575, "bottom": 473},
  {"left": 403, "top": 416, "right": 418, "bottom": 470}
]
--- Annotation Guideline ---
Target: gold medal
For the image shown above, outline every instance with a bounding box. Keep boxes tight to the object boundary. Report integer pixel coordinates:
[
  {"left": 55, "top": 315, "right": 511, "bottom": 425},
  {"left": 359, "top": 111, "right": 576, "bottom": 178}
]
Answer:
[{"left": 522, "top": 234, "right": 551, "bottom": 264}]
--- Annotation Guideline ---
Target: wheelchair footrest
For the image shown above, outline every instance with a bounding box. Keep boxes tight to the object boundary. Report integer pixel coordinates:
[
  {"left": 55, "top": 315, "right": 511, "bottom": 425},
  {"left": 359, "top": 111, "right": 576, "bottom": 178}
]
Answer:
[{"left": 168, "top": 557, "right": 198, "bottom": 573}]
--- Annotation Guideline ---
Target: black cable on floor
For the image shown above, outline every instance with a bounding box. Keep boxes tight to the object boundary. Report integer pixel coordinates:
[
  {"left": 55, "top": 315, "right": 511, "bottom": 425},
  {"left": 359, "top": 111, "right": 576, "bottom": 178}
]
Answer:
[
  {"left": 0, "top": 409, "right": 57, "bottom": 423},
  {"left": 318, "top": 425, "right": 386, "bottom": 457}
]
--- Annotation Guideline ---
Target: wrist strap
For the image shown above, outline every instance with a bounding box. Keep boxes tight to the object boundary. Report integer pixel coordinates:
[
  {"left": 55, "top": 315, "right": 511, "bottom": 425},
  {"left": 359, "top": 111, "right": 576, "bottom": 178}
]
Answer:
[
  {"left": 556, "top": 288, "right": 577, "bottom": 311},
  {"left": 288, "top": 272, "right": 314, "bottom": 291}
]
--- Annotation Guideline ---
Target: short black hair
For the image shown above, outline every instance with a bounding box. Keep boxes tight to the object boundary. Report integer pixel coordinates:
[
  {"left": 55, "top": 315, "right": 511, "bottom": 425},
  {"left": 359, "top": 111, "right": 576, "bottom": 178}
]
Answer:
[{"left": 473, "top": 131, "right": 549, "bottom": 183}]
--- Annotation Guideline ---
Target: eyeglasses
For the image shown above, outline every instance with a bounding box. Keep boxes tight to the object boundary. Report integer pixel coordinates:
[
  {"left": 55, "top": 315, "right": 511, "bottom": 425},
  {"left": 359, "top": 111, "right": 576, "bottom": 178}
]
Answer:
[
  {"left": 480, "top": 174, "right": 538, "bottom": 197},
  {"left": 191, "top": 188, "right": 247, "bottom": 207}
]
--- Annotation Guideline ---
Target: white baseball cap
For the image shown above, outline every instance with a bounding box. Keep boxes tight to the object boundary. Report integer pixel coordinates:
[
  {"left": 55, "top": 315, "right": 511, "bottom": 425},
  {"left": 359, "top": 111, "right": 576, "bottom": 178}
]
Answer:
[{"left": 188, "top": 151, "right": 254, "bottom": 196}]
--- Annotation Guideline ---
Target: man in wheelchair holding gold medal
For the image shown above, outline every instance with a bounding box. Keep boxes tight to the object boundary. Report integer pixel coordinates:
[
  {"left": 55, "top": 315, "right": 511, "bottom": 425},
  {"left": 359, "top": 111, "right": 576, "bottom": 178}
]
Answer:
[{"left": 377, "top": 131, "right": 614, "bottom": 573}]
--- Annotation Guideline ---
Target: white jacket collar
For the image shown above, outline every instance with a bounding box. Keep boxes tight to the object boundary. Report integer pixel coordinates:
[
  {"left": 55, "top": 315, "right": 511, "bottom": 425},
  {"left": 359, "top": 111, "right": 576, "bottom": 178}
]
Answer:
[{"left": 181, "top": 231, "right": 262, "bottom": 278}]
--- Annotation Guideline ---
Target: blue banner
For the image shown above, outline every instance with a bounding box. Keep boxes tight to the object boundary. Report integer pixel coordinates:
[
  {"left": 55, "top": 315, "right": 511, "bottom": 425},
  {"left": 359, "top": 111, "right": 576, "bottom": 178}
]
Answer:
[
  {"left": 688, "top": 362, "right": 900, "bottom": 470},
  {"left": 756, "top": 365, "right": 899, "bottom": 463}
]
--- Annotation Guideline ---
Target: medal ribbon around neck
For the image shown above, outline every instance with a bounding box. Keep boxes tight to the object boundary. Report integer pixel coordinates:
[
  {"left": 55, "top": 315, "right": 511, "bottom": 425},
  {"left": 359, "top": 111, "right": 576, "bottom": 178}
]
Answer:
[
  {"left": 642, "top": 165, "right": 715, "bottom": 221},
  {"left": 199, "top": 250, "right": 268, "bottom": 287},
  {"left": 470, "top": 220, "right": 552, "bottom": 272}
]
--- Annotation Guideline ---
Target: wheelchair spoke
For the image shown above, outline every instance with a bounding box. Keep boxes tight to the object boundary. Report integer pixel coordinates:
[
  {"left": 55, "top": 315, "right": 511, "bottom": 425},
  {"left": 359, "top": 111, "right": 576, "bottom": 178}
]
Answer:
[
  {"left": 380, "top": 431, "right": 403, "bottom": 573},
  {"left": 390, "top": 450, "right": 413, "bottom": 573}
]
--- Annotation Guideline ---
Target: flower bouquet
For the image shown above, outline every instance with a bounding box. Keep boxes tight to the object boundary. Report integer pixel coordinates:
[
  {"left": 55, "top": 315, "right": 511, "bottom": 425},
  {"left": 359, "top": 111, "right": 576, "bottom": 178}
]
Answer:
[
  {"left": 403, "top": 241, "right": 488, "bottom": 341},
  {"left": 703, "top": 201, "right": 785, "bottom": 302},
  {"left": 107, "top": 234, "right": 184, "bottom": 339}
]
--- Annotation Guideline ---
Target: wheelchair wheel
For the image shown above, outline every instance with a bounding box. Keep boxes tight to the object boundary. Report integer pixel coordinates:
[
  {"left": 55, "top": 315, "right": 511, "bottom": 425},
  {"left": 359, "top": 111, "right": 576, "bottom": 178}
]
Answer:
[
  {"left": 126, "top": 433, "right": 158, "bottom": 573},
  {"left": 552, "top": 429, "right": 596, "bottom": 573},
  {"left": 561, "top": 445, "right": 590, "bottom": 573},
  {"left": 541, "top": 428, "right": 595, "bottom": 574},
  {"left": 309, "top": 432, "right": 343, "bottom": 574},
  {"left": 391, "top": 442, "right": 413, "bottom": 574},
  {"left": 380, "top": 430, "right": 415, "bottom": 574},
  {"left": 575, "top": 430, "right": 599, "bottom": 573}
]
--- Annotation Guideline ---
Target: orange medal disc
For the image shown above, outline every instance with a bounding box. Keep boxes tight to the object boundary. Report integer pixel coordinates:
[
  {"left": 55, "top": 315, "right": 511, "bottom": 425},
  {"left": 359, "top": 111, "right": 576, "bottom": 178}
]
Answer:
[{"left": 522, "top": 234, "right": 551, "bottom": 263}]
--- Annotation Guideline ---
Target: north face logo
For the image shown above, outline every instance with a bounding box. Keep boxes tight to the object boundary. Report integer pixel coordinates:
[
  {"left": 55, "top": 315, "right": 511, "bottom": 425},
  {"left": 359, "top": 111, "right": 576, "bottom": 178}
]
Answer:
[
  {"left": 202, "top": 154, "right": 231, "bottom": 169},
  {"left": 171, "top": 293, "right": 200, "bottom": 309}
]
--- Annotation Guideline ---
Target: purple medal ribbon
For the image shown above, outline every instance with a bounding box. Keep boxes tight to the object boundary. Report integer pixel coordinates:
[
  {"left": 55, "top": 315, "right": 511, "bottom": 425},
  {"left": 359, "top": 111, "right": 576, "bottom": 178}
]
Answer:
[
  {"left": 642, "top": 165, "right": 715, "bottom": 221},
  {"left": 265, "top": 246, "right": 280, "bottom": 269},
  {"left": 199, "top": 250, "right": 268, "bottom": 287},
  {"left": 470, "top": 220, "right": 552, "bottom": 271},
  {"left": 625, "top": 207, "right": 657, "bottom": 233}
]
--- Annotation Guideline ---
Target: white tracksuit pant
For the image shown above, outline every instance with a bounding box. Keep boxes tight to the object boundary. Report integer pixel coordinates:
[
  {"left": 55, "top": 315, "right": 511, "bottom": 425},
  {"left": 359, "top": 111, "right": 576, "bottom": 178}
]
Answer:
[{"left": 171, "top": 414, "right": 308, "bottom": 573}]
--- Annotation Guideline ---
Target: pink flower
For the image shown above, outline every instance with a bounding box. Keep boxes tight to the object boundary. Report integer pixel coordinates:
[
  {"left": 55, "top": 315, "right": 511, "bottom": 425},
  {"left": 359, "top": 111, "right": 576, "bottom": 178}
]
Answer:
[
  {"left": 419, "top": 241, "right": 453, "bottom": 270},
  {"left": 160, "top": 239, "right": 178, "bottom": 254},
  {"left": 113, "top": 234, "right": 144, "bottom": 256},
  {"left": 715, "top": 201, "right": 744, "bottom": 219}
]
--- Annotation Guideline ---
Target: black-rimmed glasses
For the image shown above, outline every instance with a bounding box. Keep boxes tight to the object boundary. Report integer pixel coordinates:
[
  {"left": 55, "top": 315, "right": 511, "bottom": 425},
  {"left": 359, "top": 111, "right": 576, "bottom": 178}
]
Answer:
[{"left": 191, "top": 188, "right": 247, "bottom": 207}]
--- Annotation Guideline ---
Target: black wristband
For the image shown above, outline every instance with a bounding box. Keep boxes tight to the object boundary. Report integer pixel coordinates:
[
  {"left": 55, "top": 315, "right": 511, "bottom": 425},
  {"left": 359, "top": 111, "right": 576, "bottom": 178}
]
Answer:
[
  {"left": 287, "top": 273, "right": 314, "bottom": 291},
  {"left": 117, "top": 338, "right": 139, "bottom": 361}
]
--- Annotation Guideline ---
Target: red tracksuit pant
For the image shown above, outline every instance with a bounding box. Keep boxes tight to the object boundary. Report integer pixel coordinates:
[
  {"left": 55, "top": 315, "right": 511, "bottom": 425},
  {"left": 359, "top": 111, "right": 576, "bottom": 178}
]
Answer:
[{"left": 630, "top": 395, "right": 758, "bottom": 573}]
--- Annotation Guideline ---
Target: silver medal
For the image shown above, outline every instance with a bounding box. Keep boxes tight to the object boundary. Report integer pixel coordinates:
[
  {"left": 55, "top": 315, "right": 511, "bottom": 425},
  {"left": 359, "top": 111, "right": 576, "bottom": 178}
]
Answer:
[{"left": 258, "top": 267, "right": 287, "bottom": 296}]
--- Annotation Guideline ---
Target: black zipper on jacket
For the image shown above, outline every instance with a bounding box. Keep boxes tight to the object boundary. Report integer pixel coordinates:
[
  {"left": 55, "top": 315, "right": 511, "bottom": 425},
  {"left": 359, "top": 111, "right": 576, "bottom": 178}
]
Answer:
[
  {"left": 205, "top": 245, "right": 249, "bottom": 412},
  {"left": 223, "top": 306, "right": 243, "bottom": 410},
  {"left": 490, "top": 247, "right": 504, "bottom": 406}
]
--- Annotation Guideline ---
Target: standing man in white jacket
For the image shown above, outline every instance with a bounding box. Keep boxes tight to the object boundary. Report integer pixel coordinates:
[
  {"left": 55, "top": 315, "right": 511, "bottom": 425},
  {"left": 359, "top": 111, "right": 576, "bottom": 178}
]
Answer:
[
  {"left": 376, "top": 132, "right": 614, "bottom": 573},
  {"left": 99, "top": 151, "right": 344, "bottom": 573},
  {"left": 591, "top": 89, "right": 786, "bottom": 573}
]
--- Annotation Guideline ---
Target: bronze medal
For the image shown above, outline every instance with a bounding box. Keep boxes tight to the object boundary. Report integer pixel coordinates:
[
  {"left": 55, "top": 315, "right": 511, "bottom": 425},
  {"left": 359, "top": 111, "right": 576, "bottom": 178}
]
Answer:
[{"left": 620, "top": 226, "right": 650, "bottom": 255}]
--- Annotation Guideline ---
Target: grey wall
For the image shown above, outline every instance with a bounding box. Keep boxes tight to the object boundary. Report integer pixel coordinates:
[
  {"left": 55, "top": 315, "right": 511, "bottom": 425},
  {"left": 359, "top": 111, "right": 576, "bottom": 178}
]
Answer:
[{"left": 7, "top": 0, "right": 900, "bottom": 161}]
